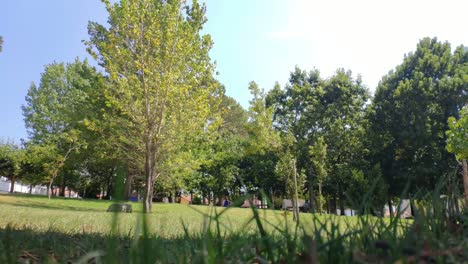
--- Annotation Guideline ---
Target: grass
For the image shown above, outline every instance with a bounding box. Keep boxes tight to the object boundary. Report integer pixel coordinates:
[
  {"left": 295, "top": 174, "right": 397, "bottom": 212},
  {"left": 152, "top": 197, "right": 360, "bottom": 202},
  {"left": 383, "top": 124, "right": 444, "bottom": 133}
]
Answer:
[
  {"left": 0, "top": 193, "right": 467, "bottom": 263},
  {"left": 0, "top": 194, "right": 324, "bottom": 236}
]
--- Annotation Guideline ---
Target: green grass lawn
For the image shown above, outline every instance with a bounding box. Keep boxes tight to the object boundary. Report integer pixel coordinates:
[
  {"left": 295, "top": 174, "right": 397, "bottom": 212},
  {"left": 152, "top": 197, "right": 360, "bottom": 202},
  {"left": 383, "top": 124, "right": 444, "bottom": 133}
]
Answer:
[
  {"left": 0, "top": 193, "right": 466, "bottom": 263},
  {"left": 0, "top": 193, "right": 330, "bottom": 237}
]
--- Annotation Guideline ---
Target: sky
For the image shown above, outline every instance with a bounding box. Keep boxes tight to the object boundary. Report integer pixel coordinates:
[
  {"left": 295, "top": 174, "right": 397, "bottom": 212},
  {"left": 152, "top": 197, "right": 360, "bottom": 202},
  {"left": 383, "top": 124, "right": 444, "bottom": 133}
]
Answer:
[{"left": 1, "top": 0, "right": 468, "bottom": 143}]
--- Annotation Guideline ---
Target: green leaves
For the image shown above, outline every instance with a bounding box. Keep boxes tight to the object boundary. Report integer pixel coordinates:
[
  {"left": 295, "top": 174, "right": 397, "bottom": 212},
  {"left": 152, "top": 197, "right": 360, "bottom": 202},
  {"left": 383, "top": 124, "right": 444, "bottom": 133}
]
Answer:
[
  {"left": 0, "top": 143, "right": 24, "bottom": 180},
  {"left": 446, "top": 106, "right": 468, "bottom": 160},
  {"left": 370, "top": 37, "right": 468, "bottom": 194},
  {"left": 86, "top": 0, "right": 218, "bottom": 212}
]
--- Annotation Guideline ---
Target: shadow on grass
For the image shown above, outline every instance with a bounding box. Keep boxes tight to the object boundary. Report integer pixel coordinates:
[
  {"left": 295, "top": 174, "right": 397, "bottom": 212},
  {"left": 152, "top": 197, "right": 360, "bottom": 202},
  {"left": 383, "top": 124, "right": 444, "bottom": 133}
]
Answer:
[
  {"left": 0, "top": 200, "right": 106, "bottom": 213},
  {"left": 0, "top": 225, "right": 267, "bottom": 263},
  {"left": 0, "top": 193, "right": 114, "bottom": 213}
]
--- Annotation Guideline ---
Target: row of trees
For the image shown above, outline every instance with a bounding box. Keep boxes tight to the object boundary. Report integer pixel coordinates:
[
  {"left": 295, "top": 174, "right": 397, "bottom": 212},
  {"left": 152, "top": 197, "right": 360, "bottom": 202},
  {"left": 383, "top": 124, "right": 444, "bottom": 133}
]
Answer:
[{"left": 1, "top": 0, "right": 467, "bottom": 214}]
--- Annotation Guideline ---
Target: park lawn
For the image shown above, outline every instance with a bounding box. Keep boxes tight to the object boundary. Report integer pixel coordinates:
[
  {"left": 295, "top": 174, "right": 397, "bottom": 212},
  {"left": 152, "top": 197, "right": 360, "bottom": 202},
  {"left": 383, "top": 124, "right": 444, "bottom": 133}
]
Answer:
[
  {"left": 0, "top": 194, "right": 410, "bottom": 263},
  {"left": 0, "top": 194, "right": 342, "bottom": 237}
]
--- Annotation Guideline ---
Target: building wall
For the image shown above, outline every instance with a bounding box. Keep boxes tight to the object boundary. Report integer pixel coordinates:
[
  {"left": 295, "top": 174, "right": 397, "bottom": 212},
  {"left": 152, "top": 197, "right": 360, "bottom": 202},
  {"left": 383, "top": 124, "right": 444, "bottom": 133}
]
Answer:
[{"left": 1, "top": 176, "right": 51, "bottom": 196}]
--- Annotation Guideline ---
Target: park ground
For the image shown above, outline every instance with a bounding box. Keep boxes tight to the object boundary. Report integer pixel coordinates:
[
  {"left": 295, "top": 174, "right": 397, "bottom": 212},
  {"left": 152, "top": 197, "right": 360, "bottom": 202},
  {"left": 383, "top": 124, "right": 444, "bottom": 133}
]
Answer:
[{"left": 0, "top": 194, "right": 467, "bottom": 263}]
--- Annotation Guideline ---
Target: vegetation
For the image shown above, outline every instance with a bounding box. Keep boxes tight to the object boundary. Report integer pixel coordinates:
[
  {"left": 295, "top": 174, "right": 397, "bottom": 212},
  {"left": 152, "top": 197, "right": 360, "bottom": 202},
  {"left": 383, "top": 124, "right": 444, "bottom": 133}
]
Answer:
[
  {"left": 1, "top": 193, "right": 467, "bottom": 263},
  {"left": 0, "top": 0, "right": 467, "bottom": 262}
]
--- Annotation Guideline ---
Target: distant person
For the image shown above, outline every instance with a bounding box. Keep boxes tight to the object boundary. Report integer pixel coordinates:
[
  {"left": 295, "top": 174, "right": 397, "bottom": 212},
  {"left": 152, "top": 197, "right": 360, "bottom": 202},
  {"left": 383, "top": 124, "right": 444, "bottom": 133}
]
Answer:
[{"left": 223, "top": 199, "right": 230, "bottom": 207}]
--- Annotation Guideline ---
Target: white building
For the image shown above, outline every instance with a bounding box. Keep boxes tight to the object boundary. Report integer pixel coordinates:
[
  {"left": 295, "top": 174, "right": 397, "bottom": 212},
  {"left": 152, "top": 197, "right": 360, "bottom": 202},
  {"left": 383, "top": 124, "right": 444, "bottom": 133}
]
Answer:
[{"left": 0, "top": 176, "right": 48, "bottom": 195}]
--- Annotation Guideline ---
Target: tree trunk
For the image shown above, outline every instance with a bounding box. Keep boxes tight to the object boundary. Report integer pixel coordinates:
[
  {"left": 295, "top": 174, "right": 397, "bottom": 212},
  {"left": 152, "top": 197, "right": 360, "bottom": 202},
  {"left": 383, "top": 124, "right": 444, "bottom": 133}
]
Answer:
[
  {"left": 332, "top": 195, "right": 338, "bottom": 215},
  {"left": 124, "top": 173, "right": 134, "bottom": 200},
  {"left": 388, "top": 198, "right": 393, "bottom": 218},
  {"left": 327, "top": 198, "right": 332, "bottom": 214},
  {"left": 9, "top": 176, "right": 15, "bottom": 193},
  {"left": 106, "top": 178, "right": 113, "bottom": 200},
  {"left": 29, "top": 185, "right": 33, "bottom": 194},
  {"left": 271, "top": 189, "right": 275, "bottom": 210},
  {"left": 293, "top": 159, "right": 300, "bottom": 222},
  {"left": 462, "top": 160, "right": 468, "bottom": 205},
  {"left": 144, "top": 173, "right": 154, "bottom": 213},
  {"left": 143, "top": 140, "right": 156, "bottom": 213},
  {"left": 60, "top": 183, "right": 66, "bottom": 197},
  {"left": 339, "top": 194, "right": 345, "bottom": 216},
  {"left": 308, "top": 181, "right": 316, "bottom": 213},
  {"left": 318, "top": 182, "right": 323, "bottom": 213}
]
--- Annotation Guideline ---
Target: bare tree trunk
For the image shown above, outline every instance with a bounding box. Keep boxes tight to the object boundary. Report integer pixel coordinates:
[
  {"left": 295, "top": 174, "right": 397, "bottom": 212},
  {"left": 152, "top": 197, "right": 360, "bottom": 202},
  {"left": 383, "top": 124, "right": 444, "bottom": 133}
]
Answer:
[
  {"left": 308, "top": 181, "right": 316, "bottom": 213},
  {"left": 29, "top": 185, "right": 33, "bottom": 194},
  {"left": 388, "top": 197, "right": 393, "bottom": 218},
  {"left": 271, "top": 189, "right": 275, "bottom": 210},
  {"left": 9, "top": 176, "right": 15, "bottom": 193},
  {"left": 124, "top": 173, "right": 134, "bottom": 200},
  {"left": 318, "top": 182, "right": 323, "bottom": 213},
  {"left": 144, "top": 175, "right": 153, "bottom": 213},
  {"left": 462, "top": 160, "right": 468, "bottom": 205},
  {"left": 339, "top": 194, "right": 345, "bottom": 216},
  {"left": 332, "top": 195, "right": 338, "bottom": 215},
  {"left": 293, "top": 159, "right": 300, "bottom": 222},
  {"left": 60, "top": 182, "right": 66, "bottom": 197},
  {"left": 143, "top": 139, "right": 156, "bottom": 213}
]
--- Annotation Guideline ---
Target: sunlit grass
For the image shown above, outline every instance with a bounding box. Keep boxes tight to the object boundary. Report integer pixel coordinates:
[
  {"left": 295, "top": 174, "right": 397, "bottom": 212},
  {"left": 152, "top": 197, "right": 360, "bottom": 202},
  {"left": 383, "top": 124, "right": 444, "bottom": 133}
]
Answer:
[{"left": 0, "top": 193, "right": 466, "bottom": 263}]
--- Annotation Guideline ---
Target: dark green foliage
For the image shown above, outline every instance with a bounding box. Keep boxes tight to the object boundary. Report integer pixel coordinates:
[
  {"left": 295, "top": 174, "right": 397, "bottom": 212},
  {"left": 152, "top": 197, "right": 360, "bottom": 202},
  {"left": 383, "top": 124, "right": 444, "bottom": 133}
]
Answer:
[
  {"left": 370, "top": 37, "right": 468, "bottom": 196},
  {"left": 268, "top": 68, "right": 369, "bottom": 213}
]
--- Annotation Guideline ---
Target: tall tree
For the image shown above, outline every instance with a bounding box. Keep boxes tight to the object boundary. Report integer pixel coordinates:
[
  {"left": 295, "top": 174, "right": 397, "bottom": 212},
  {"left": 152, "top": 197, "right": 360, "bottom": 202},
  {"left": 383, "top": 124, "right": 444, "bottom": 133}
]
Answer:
[
  {"left": 198, "top": 94, "right": 247, "bottom": 205},
  {"left": 86, "top": 0, "right": 218, "bottom": 212},
  {"left": 267, "top": 68, "right": 324, "bottom": 212},
  {"left": 22, "top": 60, "right": 102, "bottom": 198},
  {"left": 267, "top": 68, "right": 369, "bottom": 213},
  {"left": 446, "top": 106, "right": 468, "bottom": 204},
  {"left": 309, "top": 136, "right": 327, "bottom": 213},
  {"left": 370, "top": 37, "right": 468, "bottom": 201},
  {"left": 240, "top": 82, "right": 281, "bottom": 205}
]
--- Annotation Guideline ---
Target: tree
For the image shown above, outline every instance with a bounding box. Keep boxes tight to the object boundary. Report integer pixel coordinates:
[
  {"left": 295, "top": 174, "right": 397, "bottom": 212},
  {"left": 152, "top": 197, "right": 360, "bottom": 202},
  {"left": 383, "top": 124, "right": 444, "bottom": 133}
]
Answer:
[
  {"left": 86, "top": 0, "right": 218, "bottom": 213},
  {"left": 309, "top": 136, "right": 327, "bottom": 213},
  {"left": 22, "top": 60, "right": 101, "bottom": 199},
  {"left": 370, "top": 37, "right": 468, "bottom": 202},
  {"left": 267, "top": 68, "right": 324, "bottom": 212},
  {"left": 239, "top": 82, "right": 281, "bottom": 206},
  {"left": 268, "top": 68, "right": 369, "bottom": 214},
  {"left": 198, "top": 94, "right": 247, "bottom": 205},
  {"left": 0, "top": 36, "right": 3, "bottom": 53},
  {"left": 446, "top": 106, "right": 468, "bottom": 204},
  {"left": 275, "top": 132, "right": 305, "bottom": 219},
  {"left": 0, "top": 142, "right": 24, "bottom": 193}
]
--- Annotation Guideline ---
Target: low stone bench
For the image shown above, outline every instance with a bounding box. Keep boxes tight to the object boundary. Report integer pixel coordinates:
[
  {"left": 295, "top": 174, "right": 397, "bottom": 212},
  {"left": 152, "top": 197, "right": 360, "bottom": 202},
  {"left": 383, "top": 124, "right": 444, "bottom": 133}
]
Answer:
[{"left": 107, "top": 203, "right": 133, "bottom": 213}]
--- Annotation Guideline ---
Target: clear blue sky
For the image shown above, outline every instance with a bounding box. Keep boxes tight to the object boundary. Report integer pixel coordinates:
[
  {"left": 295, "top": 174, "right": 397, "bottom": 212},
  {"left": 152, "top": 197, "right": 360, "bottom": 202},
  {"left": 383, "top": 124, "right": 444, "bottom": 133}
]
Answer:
[{"left": 1, "top": 0, "right": 467, "bottom": 143}]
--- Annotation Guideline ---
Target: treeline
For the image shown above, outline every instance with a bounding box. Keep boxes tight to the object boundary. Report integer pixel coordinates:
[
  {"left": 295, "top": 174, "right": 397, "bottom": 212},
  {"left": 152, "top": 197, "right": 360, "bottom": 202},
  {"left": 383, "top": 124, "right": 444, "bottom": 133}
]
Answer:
[{"left": 0, "top": 1, "right": 467, "bottom": 214}]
